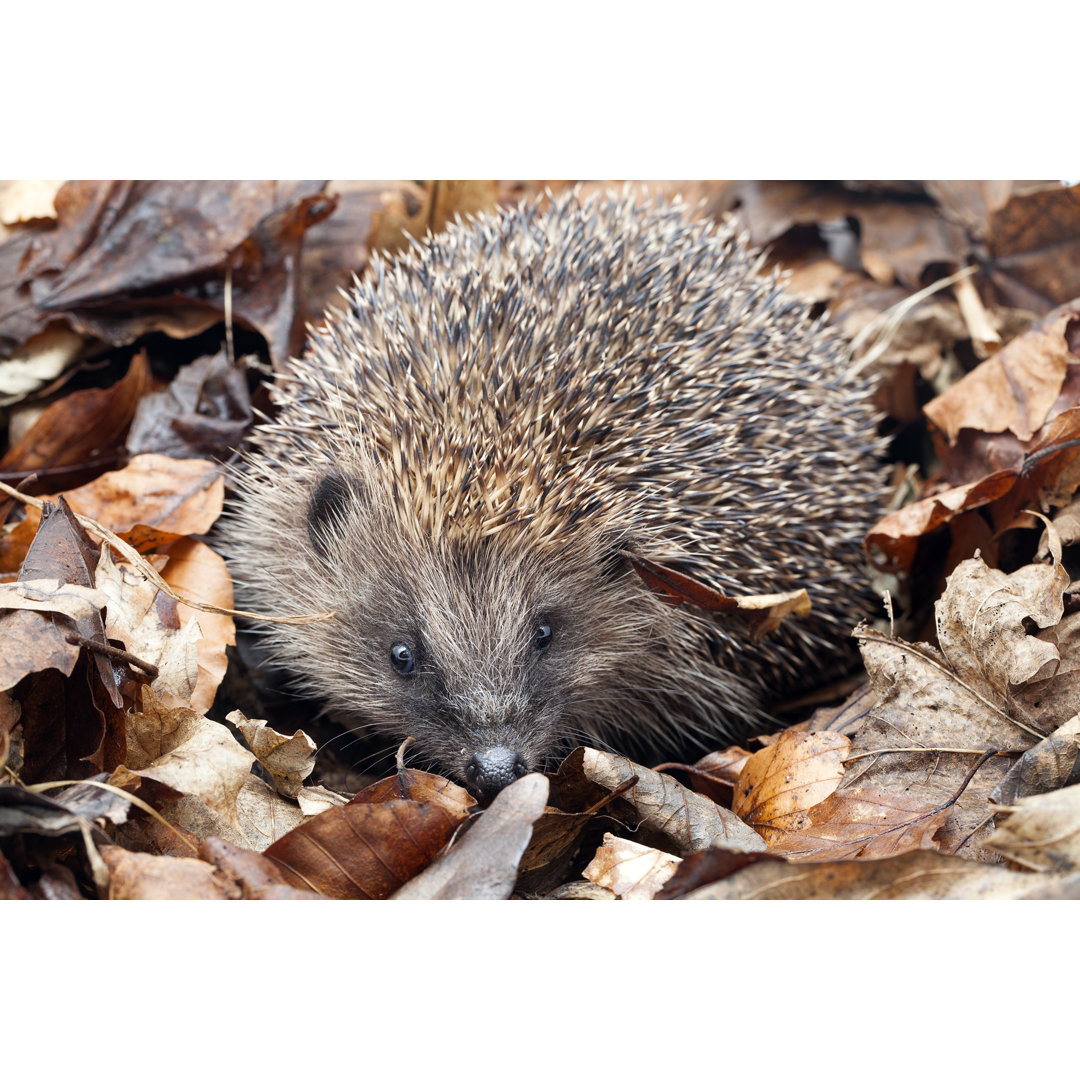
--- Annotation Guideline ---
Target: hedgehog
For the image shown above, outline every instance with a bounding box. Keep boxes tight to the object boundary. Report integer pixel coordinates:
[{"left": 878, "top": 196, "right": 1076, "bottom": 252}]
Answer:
[{"left": 221, "top": 189, "right": 884, "bottom": 800}]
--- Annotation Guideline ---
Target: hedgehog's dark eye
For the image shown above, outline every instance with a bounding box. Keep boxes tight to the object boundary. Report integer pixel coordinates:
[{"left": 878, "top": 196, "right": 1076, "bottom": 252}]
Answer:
[
  {"left": 389, "top": 642, "right": 415, "bottom": 675},
  {"left": 535, "top": 623, "right": 553, "bottom": 653}
]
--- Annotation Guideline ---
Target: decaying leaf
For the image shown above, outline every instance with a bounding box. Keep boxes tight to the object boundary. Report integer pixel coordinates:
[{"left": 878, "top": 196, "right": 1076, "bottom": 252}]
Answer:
[
  {"left": 392, "top": 772, "right": 549, "bottom": 900},
  {"left": 349, "top": 767, "right": 476, "bottom": 817},
  {"left": 264, "top": 796, "right": 465, "bottom": 900},
  {"left": 230, "top": 710, "right": 316, "bottom": 797},
  {"left": 576, "top": 747, "right": 767, "bottom": 854},
  {"left": 732, "top": 730, "right": 849, "bottom": 843},
  {"left": 991, "top": 715, "right": 1080, "bottom": 805},
  {"left": 582, "top": 834, "right": 682, "bottom": 900},
  {"left": 679, "top": 848, "right": 1069, "bottom": 900},
  {"left": 983, "top": 786, "right": 1080, "bottom": 872}
]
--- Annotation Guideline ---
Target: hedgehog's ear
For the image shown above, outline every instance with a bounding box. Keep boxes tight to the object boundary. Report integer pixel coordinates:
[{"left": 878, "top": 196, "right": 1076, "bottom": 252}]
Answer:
[{"left": 307, "top": 472, "right": 359, "bottom": 560}]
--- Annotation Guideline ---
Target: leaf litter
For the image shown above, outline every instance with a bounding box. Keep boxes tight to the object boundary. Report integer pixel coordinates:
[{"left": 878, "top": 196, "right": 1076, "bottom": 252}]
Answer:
[{"left": 5, "top": 180, "right": 1080, "bottom": 899}]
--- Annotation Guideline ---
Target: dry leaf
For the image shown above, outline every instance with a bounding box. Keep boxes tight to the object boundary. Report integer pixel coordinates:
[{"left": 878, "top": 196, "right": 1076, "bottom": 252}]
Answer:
[
  {"left": 582, "top": 833, "right": 681, "bottom": 899},
  {"left": 679, "top": 848, "right": 1060, "bottom": 900},
  {"left": 991, "top": 715, "right": 1080, "bottom": 805},
  {"left": 983, "top": 786, "right": 1080, "bottom": 872},
  {"left": 392, "top": 772, "right": 549, "bottom": 900},
  {"left": 100, "top": 845, "right": 228, "bottom": 900},
  {"left": 265, "top": 797, "right": 464, "bottom": 900},
  {"left": 732, "top": 730, "right": 849, "bottom": 843},
  {"left": 764, "top": 785, "right": 954, "bottom": 861},
  {"left": 230, "top": 711, "right": 316, "bottom": 797},
  {"left": 117, "top": 687, "right": 254, "bottom": 830},
  {"left": 577, "top": 748, "right": 767, "bottom": 854},
  {"left": 349, "top": 768, "right": 476, "bottom": 817}
]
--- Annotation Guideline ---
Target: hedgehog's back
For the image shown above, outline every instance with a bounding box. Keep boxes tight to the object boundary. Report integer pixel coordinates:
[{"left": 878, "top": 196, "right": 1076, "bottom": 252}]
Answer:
[{"left": 251, "top": 190, "right": 883, "bottom": 724}]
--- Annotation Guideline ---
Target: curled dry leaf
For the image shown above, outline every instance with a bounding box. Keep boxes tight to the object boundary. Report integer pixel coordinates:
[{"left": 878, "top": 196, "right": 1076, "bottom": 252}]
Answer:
[
  {"left": 163, "top": 538, "right": 234, "bottom": 715},
  {"left": 582, "top": 834, "right": 681, "bottom": 900},
  {"left": 100, "top": 845, "right": 229, "bottom": 900},
  {"left": 94, "top": 546, "right": 202, "bottom": 708},
  {"left": 0, "top": 498, "right": 122, "bottom": 704},
  {"left": 924, "top": 301, "right": 1080, "bottom": 449},
  {"left": 578, "top": 747, "right": 767, "bottom": 854},
  {"left": 198, "top": 837, "right": 326, "bottom": 900},
  {"left": 229, "top": 710, "right": 316, "bottom": 797},
  {"left": 628, "top": 554, "right": 810, "bottom": 638},
  {"left": 679, "top": 848, "right": 1066, "bottom": 900},
  {"left": 349, "top": 767, "right": 476, "bottom": 818},
  {"left": 983, "top": 785, "right": 1080, "bottom": 872},
  {"left": 991, "top": 714, "right": 1080, "bottom": 805},
  {"left": 118, "top": 687, "right": 254, "bottom": 832},
  {"left": 731, "top": 729, "right": 849, "bottom": 844},
  {"left": 0, "top": 351, "right": 151, "bottom": 482},
  {"left": 849, "top": 534, "right": 1080, "bottom": 856},
  {"left": 868, "top": 302, "right": 1080, "bottom": 580},
  {"left": 125, "top": 349, "right": 253, "bottom": 462},
  {"left": 392, "top": 772, "right": 549, "bottom": 900}
]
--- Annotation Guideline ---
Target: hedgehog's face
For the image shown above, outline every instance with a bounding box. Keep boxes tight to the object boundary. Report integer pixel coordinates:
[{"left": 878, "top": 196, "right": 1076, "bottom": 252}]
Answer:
[{"left": 301, "top": 470, "right": 663, "bottom": 800}]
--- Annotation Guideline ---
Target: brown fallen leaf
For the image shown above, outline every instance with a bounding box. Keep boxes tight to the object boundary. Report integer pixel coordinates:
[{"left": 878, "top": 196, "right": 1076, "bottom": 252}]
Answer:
[
  {"left": 2, "top": 498, "right": 133, "bottom": 781},
  {"left": 94, "top": 546, "right": 201, "bottom": 710},
  {"left": 991, "top": 715, "right": 1080, "bottom": 805},
  {"left": 983, "top": 785, "right": 1080, "bottom": 872},
  {"left": 163, "top": 538, "right": 234, "bottom": 714},
  {"left": 16, "top": 180, "right": 335, "bottom": 368},
  {"left": 392, "top": 772, "right": 549, "bottom": 900},
  {"left": 764, "top": 783, "right": 957, "bottom": 861},
  {"left": 679, "top": 848, "right": 1058, "bottom": 900},
  {"left": 924, "top": 300, "right": 1080, "bottom": 451},
  {"left": 582, "top": 833, "right": 682, "bottom": 900},
  {"left": 732, "top": 730, "right": 850, "bottom": 843},
  {"left": 117, "top": 687, "right": 255, "bottom": 832},
  {"left": 101, "top": 845, "right": 229, "bottom": 900},
  {"left": 0, "top": 454, "right": 225, "bottom": 574},
  {"left": 983, "top": 185, "right": 1080, "bottom": 314},
  {"left": 198, "top": 837, "right": 327, "bottom": 900},
  {"left": 349, "top": 767, "right": 476, "bottom": 818},
  {"left": 230, "top": 711, "right": 316, "bottom": 797},
  {"left": 264, "top": 797, "right": 463, "bottom": 900},
  {"left": 628, "top": 553, "right": 810, "bottom": 637},
  {"left": 125, "top": 349, "right": 253, "bottom": 461},
  {"left": 576, "top": 747, "right": 767, "bottom": 854},
  {"left": 0, "top": 351, "right": 151, "bottom": 488},
  {"left": 847, "top": 526, "right": 1080, "bottom": 857}
]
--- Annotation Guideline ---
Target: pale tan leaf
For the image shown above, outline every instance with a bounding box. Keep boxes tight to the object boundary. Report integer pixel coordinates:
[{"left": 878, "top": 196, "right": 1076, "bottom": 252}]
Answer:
[
  {"left": 580, "top": 748, "right": 767, "bottom": 854},
  {"left": 681, "top": 848, "right": 1060, "bottom": 900},
  {"left": 732, "top": 730, "right": 849, "bottom": 842},
  {"left": 983, "top": 785, "right": 1080, "bottom": 872},
  {"left": 582, "top": 834, "right": 681, "bottom": 900}
]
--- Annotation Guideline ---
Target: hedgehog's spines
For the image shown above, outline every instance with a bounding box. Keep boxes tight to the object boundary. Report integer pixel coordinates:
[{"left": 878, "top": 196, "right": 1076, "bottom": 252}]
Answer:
[{"left": 222, "top": 187, "right": 884, "bottom": 769}]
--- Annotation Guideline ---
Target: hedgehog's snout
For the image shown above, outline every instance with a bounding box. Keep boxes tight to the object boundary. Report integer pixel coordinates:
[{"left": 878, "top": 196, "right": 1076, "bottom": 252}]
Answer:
[{"left": 465, "top": 746, "right": 528, "bottom": 802}]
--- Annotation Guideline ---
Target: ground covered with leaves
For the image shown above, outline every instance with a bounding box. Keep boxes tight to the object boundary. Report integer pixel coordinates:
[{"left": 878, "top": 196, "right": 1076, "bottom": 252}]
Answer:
[{"left": 3, "top": 179, "right": 1080, "bottom": 900}]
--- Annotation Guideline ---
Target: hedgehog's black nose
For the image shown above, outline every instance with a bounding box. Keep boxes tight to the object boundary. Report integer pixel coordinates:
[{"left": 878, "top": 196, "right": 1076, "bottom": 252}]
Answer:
[{"left": 466, "top": 747, "right": 528, "bottom": 800}]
